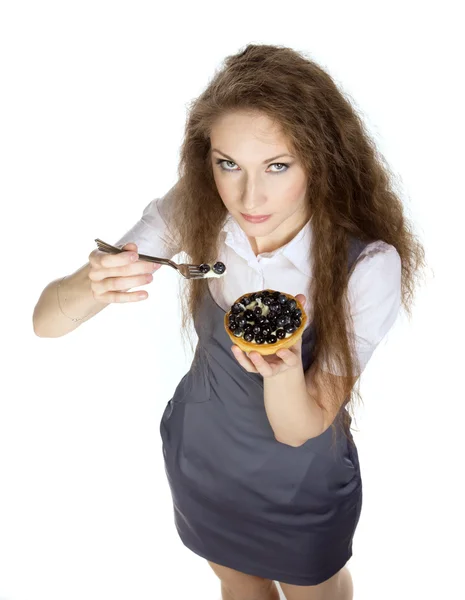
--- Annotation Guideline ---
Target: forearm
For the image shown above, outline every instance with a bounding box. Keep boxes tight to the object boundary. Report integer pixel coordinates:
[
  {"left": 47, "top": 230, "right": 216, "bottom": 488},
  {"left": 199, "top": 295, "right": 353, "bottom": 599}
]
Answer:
[
  {"left": 263, "top": 366, "right": 325, "bottom": 446},
  {"left": 33, "top": 263, "right": 105, "bottom": 338}
]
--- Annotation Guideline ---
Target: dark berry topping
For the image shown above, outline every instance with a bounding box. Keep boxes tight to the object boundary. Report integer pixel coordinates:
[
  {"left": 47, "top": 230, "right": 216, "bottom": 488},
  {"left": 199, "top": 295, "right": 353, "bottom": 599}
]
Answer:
[
  {"left": 252, "top": 325, "right": 261, "bottom": 335},
  {"left": 244, "top": 331, "right": 254, "bottom": 342},
  {"left": 229, "top": 322, "right": 238, "bottom": 331},
  {"left": 240, "top": 295, "right": 251, "bottom": 306},
  {"left": 284, "top": 323, "right": 296, "bottom": 334},
  {"left": 293, "top": 308, "right": 302, "bottom": 319},
  {"left": 253, "top": 306, "right": 262, "bottom": 316},
  {"left": 288, "top": 299, "right": 297, "bottom": 311},
  {"left": 276, "top": 316, "right": 287, "bottom": 327},
  {"left": 244, "top": 309, "right": 254, "bottom": 321},
  {"left": 261, "top": 290, "right": 271, "bottom": 297},
  {"left": 276, "top": 328, "right": 286, "bottom": 339},
  {"left": 282, "top": 306, "right": 292, "bottom": 315},
  {"left": 231, "top": 302, "right": 243, "bottom": 314},
  {"left": 244, "top": 326, "right": 254, "bottom": 335},
  {"left": 278, "top": 294, "right": 288, "bottom": 304},
  {"left": 269, "top": 302, "right": 280, "bottom": 313},
  {"left": 266, "top": 335, "right": 278, "bottom": 344},
  {"left": 261, "top": 326, "right": 271, "bottom": 337},
  {"left": 236, "top": 316, "right": 247, "bottom": 328},
  {"left": 199, "top": 263, "right": 211, "bottom": 273},
  {"left": 255, "top": 335, "right": 265, "bottom": 344},
  {"left": 263, "top": 297, "right": 273, "bottom": 306},
  {"left": 233, "top": 327, "right": 244, "bottom": 337},
  {"left": 293, "top": 318, "right": 302, "bottom": 328},
  {"left": 213, "top": 262, "right": 226, "bottom": 274},
  {"left": 257, "top": 316, "right": 267, "bottom": 325}
]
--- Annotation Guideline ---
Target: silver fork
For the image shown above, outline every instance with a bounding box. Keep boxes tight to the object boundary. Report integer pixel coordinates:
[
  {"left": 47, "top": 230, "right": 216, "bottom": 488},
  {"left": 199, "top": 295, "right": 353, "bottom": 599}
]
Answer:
[{"left": 94, "top": 239, "right": 207, "bottom": 279}]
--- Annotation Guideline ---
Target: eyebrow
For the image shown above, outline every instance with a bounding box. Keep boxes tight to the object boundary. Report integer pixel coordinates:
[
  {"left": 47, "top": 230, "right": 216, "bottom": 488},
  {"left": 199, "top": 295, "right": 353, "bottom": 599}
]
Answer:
[{"left": 211, "top": 148, "right": 295, "bottom": 164}]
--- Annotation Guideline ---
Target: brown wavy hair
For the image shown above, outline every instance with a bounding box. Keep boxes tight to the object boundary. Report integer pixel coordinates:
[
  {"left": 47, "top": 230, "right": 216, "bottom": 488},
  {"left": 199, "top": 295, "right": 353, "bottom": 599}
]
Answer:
[{"left": 166, "top": 43, "right": 426, "bottom": 441}]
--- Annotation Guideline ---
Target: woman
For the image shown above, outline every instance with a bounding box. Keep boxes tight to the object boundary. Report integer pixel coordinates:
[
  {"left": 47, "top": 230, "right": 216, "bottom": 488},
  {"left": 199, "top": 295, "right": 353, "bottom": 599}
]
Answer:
[{"left": 33, "top": 44, "right": 425, "bottom": 600}]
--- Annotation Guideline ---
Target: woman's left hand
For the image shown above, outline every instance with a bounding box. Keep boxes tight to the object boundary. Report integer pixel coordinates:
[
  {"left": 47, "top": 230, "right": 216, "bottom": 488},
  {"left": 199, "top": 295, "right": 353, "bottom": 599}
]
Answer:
[{"left": 231, "top": 294, "right": 305, "bottom": 379}]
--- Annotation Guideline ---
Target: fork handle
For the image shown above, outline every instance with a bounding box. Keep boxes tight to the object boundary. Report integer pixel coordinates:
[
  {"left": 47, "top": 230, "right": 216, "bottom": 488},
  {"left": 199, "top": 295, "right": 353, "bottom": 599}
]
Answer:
[
  {"left": 137, "top": 253, "right": 176, "bottom": 268},
  {"left": 95, "top": 239, "right": 177, "bottom": 270}
]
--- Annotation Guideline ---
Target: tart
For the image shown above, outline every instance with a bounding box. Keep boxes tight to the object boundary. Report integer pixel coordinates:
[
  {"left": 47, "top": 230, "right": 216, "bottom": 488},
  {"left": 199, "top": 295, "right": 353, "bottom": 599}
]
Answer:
[{"left": 224, "top": 289, "right": 307, "bottom": 356}]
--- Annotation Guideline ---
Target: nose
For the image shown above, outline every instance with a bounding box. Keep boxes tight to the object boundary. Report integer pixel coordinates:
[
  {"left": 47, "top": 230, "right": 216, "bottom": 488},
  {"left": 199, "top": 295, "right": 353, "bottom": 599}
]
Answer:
[{"left": 240, "top": 176, "right": 267, "bottom": 212}]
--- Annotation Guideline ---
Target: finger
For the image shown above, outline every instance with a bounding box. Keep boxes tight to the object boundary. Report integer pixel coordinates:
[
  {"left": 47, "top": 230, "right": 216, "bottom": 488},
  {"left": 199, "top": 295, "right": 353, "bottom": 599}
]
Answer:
[
  {"left": 295, "top": 293, "right": 306, "bottom": 306},
  {"left": 96, "top": 289, "right": 149, "bottom": 303},
  {"left": 89, "top": 244, "right": 140, "bottom": 271},
  {"left": 89, "top": 257, "right": 160, "bottom": 282},
  {"left": 99, "top": 272, "right": 155, "bottom": 293},
  {"left": 231, "top": 346, "right": 258, "bottom": 373},
  {"left": 247, "top": 351, "right": 274, "bottom": 378},
  {"left": 276, "top": 347, "right": 300, "bottom": 367}
]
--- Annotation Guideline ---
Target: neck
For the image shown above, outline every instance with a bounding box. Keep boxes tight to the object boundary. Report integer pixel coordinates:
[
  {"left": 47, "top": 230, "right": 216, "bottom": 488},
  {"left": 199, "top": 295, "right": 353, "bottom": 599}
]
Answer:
[{"left": 249, "top": 209, "right": 311, "bottom": 255}]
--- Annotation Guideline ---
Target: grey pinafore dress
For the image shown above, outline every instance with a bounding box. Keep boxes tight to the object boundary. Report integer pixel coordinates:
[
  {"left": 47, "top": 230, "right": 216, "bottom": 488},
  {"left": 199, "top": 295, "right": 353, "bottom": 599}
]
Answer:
[{"left": 160, "top": 237, "right": 368, "bottom": 586}]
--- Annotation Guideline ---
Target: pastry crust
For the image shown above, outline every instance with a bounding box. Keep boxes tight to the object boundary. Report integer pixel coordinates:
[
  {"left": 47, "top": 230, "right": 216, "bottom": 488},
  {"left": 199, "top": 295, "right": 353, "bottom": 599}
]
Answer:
[{"left": 224, "top": 289, "right": 308, "bottom": 356}]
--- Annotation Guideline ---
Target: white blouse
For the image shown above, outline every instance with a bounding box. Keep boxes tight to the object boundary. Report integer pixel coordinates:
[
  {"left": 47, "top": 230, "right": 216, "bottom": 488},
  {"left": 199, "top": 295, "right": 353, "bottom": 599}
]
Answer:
[{"left": 115, "top": 185, "right": 402, "bottom": 375}]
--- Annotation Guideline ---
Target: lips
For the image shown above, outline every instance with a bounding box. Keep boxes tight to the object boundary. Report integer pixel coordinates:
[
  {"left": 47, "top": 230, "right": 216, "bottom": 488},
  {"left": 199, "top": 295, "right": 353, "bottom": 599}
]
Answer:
[{"left": 241, "top": 213, "right": 271, "bottom": 223}]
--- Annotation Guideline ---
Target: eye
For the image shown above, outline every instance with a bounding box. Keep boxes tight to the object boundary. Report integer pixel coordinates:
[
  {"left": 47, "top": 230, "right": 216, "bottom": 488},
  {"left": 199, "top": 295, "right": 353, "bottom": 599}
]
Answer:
[
  {"left": 269, "top": 163, "right": 289, "bottom": 173},
  {"left": 216, "top": 159, "right": 239, "bottom": 171}
]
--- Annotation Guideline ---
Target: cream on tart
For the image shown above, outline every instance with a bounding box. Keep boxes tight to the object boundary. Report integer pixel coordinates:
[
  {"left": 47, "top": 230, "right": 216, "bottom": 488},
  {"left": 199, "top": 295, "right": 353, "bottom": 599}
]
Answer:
[{"left": 224, "top": 289, "right": 307, "bottom": 356}]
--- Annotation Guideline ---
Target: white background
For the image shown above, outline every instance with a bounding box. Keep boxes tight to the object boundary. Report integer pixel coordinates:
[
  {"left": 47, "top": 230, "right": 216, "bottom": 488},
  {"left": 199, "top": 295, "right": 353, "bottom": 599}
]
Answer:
[{"left": 1, "top": 1, "right": 464, "bottom": 599}]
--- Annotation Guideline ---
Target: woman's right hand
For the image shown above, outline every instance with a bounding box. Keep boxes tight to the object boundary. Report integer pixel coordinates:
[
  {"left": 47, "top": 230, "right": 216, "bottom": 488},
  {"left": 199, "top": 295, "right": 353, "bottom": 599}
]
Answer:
[{"left": 88, "top": 242, "right": 161, "bottom": 304}]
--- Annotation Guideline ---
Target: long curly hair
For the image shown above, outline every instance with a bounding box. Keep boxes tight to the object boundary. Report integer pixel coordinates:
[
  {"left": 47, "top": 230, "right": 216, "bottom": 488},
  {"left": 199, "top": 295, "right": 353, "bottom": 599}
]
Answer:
[{"left": 167, "top": 43, "right": 426, "bottom": 441}]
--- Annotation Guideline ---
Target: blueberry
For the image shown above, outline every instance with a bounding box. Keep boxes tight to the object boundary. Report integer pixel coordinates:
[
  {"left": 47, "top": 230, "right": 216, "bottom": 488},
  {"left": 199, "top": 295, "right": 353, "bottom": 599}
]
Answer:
[
  {"left": 261, "top": 290, "right": 271, "bottom": 297},
  {"left": 244, "top": 326, "right": 254, "bottom": 335},
  {"left": 257, "top": 316, "right": 267, "bottom": 325},
  {"left": 253, "top": 294, "right": 264, "bottom": 303},
  {"left": 199, "top": 263, "right": 211, "bottom": 273},
  {"left": 288, "top": 299, "right": 297, "bottom": 311},
  {"left": 252, "top": 325, "right": 262, "bottom": 335},
  {"left": 240, "top": 295, "right": 251, "bottom": 306},
  {"left": 276, "top": 316, "right": 287, "bottom": 327},
  {"left": 244, "top": 309, "right": 254, "bottom": 321},
  {"left": 228, "top": 313, "right": 236, "bottom": 323},
  {"left": 255, "top": 335, "right": 265, "bottom": 344},
  {"left": 272, "top": 291, "right": 280, "bottom": 299},
  {"left": 276, "top": 328, "right": 286, "bottom": 339},
  {"left": 232, "top": 303, "right": 243, "bottom": 314},
  {"left": 263, "top": 297, "right": 273, "bottom": 306},
  {"left": 269, "top": 302, "right": 280, "bottom": 312},
  {"left": 261, "top": 326, "right": 271, "bottom": 337},
  {"left": 233, "top": 327, "right": 244, "bottom": 337},
  {"left": 293, "top": 308, "right": 302, "bottom": 319},
  {"left": 236, "top": 316, "right": 247, "bottom": 328},
  {"left": 229, "top": 322, "right": 238, "bottom": 331},
  {"left": 278, "top": 294, "right": 288, "bottom": 304},
  {"left": 283, "top": 315, "right": 292, "bottom": 325},
  {"left": 268, "top": 317, "right": 277, "bottom": 329},
  {"left": 293, "top": 318, "right": 302, "bottom": 328},
  {"left": 266, "top": 335, "right": 277, "bottom": 344},
  {"left": 282, "top": 306, "right": 292, "bottom": 315},
  {"left": 284, "top": 323, "right": 296, "bottom": 334},
  {"left": 253, "top": 306, "right": 262, "bottom": 316},
  {"left": 244, "top": 331, "right": 254, "bottom": 342},
  {"left": 213, "top": 262, "right": 226, "bottom": 274}
]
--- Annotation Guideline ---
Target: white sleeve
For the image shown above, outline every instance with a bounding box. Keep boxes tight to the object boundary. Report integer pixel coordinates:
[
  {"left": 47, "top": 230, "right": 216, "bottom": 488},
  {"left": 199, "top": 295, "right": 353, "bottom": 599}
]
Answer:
[
  {"left": 320, "top": 241, "right": 402, "bottom": 375},
  {"left": 113, "top": 184, "right": 182, "bottom": 258}
]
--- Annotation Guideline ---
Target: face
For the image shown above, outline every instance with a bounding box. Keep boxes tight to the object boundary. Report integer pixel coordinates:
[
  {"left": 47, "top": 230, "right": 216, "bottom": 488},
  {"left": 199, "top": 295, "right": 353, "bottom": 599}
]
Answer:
[{"left": 210, "top": 110, "right": 310, "bottom": 253}]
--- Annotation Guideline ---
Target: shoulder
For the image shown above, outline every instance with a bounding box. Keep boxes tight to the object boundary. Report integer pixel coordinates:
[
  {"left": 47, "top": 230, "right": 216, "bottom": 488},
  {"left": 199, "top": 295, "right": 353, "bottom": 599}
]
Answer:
[
  {"left": 348, "top": 240, "right": 402, "bottom": 322},
  {"left": 352, "top": 240, "right": 401, "bottom": 283}
]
